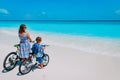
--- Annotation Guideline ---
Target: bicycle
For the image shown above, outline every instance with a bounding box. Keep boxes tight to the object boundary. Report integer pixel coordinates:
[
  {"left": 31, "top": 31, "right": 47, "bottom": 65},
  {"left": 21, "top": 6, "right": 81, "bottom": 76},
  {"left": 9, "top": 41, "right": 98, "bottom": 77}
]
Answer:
[
  {"left": 3, "top": 44, "right": 50, "bottom": 74},
  {"left": 18, "top": 45, "right": 49, "bottom": 75}
]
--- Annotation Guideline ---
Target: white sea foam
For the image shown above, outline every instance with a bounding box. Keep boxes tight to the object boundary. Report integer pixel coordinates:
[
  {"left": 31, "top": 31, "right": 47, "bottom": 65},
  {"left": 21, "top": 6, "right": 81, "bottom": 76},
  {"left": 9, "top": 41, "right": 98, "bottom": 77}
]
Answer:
[
  {"left": 43, "top": 33, "right": 120, "bottom": 57},
  {"left": 52, "top": 40, "right": 120, "bottom": 57}
]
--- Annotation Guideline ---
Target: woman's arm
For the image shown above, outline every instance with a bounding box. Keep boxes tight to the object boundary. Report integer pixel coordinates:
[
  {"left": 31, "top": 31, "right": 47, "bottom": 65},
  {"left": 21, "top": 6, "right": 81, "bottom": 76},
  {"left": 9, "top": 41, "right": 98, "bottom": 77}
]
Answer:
[{"left": 27, "top": 33, "right": 32, "bottom": 42}]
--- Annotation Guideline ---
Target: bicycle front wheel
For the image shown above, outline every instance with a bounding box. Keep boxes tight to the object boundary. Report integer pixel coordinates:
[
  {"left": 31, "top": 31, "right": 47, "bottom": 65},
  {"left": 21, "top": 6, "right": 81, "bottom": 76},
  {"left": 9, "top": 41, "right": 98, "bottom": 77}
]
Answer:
[
  {"left": 42, "top": 54, "right": 49, "bottom": 67},
  {"left": 19, "top": 60, "right": 32, "bottom": 75}
]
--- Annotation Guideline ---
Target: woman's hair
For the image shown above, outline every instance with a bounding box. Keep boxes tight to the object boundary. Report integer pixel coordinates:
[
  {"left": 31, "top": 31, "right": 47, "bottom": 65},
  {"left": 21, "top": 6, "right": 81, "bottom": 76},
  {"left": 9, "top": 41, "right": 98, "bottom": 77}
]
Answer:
[
  {"left": 19, "top": 24, "right": 26, "bottom": 33},
  {"left": 36, "top": 36, "right": 42, "bottom": 43}
]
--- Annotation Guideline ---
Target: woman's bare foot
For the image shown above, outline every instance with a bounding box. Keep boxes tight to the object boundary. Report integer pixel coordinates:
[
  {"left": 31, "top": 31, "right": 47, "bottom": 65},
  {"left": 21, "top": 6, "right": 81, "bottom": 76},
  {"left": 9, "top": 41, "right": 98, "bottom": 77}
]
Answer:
[{"left": 21, "top": 58, "right": 26, "bottom": 61}]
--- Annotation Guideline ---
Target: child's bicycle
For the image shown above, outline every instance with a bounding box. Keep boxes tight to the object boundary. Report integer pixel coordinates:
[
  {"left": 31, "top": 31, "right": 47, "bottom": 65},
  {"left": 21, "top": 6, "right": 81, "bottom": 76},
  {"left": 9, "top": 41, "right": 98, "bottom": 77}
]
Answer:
[{"left": 3, "top": 44, "right": 49, "bottom": 75}]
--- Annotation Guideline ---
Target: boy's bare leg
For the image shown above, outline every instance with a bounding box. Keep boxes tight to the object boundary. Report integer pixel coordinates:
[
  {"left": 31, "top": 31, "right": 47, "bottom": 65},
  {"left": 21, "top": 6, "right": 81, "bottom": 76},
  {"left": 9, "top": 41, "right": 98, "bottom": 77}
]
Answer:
[{"left": 39, "top": 63, "right": 43, "bottom": 69}]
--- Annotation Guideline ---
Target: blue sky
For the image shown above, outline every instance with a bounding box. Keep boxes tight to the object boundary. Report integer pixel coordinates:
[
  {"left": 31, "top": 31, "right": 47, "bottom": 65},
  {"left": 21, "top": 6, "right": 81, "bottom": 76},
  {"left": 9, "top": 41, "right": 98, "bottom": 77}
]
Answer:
[{"left": 0, "top": 0, "right": 120, "bottom": 20}]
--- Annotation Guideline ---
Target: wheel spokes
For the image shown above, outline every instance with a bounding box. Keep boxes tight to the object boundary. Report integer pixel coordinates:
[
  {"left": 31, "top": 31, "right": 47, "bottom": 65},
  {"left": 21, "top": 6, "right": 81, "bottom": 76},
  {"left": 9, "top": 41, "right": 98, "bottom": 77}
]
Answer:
[
  {"left": 43, "top": 56, "right": 49, "bottom": 66},
  {"left": 5, "top": 55, "right": 17, "bottom": 68},
  {"left": 20, "top": 61, "right": 32, "bottom": 74}
]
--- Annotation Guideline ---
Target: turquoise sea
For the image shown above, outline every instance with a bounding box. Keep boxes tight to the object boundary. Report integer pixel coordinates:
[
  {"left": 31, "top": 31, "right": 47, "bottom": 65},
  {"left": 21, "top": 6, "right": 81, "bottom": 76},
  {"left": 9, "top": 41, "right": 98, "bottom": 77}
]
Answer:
[{"left": 0, "top": 21, "right": 120, "bottom": 38}]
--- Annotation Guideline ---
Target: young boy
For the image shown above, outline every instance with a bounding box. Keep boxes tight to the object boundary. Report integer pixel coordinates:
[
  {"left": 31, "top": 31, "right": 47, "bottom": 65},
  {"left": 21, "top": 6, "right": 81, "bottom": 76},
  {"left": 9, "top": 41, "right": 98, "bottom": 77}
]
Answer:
[{"left": 32, "top": 36, "right": 45, "bottom": 69}]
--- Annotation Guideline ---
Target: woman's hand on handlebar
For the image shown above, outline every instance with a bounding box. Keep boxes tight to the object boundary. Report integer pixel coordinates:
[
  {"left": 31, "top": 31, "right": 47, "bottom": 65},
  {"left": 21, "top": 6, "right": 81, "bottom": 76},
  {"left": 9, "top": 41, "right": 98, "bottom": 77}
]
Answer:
[{"left": 30, "top": 41, "right": 35, "bottom": 43}]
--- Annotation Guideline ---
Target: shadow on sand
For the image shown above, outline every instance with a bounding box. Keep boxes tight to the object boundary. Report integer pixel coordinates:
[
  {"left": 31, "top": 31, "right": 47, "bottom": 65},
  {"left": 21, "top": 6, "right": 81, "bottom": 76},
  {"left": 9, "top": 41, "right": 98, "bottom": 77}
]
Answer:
[{"left": 1, "top": 69, "right": 10, "bottom": 73}]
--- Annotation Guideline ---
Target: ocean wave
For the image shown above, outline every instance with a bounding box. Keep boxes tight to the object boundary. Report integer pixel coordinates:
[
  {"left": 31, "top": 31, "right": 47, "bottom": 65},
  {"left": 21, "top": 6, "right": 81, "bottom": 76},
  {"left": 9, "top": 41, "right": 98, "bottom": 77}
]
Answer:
[{"left": 49, "top": 36, "right": 120, "bottom": 57}]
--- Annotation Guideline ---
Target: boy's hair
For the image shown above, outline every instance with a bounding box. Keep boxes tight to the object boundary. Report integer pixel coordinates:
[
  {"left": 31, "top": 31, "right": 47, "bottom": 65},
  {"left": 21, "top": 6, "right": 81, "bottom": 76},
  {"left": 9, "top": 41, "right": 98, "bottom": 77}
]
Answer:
[{"left": 36, "top": 36, "right": 42, "bottom": 43}]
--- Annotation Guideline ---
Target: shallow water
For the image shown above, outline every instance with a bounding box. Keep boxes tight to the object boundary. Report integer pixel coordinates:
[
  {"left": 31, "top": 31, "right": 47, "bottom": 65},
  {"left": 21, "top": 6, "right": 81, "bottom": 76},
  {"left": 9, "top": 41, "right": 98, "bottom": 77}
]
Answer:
[{"left": 0, "top": 21, "right": 120, "bottom": 38}]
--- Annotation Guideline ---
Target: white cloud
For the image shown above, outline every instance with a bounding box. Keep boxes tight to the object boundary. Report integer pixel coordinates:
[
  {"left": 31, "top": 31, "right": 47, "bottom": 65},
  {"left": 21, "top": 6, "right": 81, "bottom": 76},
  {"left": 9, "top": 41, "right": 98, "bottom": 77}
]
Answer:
[
  {"left": 0, "top": 8, "right": 9, "bottom": 14},
  {"left": 115, "top": 9, "right": 120, "bottom": 15}
]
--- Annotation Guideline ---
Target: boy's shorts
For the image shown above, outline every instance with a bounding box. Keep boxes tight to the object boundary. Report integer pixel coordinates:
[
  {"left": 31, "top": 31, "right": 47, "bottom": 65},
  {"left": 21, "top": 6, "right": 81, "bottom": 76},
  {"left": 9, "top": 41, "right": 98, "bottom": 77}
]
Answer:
[{"left": 36, "top": 57, "right": 43, "bottom": 63}]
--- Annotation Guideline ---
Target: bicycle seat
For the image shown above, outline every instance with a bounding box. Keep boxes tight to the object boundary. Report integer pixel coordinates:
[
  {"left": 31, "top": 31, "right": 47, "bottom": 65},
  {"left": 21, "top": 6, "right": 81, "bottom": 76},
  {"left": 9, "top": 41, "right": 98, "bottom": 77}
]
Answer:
[{"left": 14, "top": 44, "right": 20, "bottom": 48}]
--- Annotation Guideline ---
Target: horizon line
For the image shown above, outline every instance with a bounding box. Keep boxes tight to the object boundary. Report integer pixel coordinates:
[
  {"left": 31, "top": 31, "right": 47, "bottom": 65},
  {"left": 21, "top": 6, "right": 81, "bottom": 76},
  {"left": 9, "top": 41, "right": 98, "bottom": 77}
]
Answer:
[{"left": 0, "top": 20, "right": 120, "bottom": 22}]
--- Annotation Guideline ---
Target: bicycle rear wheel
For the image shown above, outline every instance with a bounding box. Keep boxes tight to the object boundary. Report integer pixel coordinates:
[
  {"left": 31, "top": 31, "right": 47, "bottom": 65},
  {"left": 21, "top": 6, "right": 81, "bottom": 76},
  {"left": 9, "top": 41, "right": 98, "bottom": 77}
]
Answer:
[{"left": 3, "top": 52, "right": 18, "bottom": 71}]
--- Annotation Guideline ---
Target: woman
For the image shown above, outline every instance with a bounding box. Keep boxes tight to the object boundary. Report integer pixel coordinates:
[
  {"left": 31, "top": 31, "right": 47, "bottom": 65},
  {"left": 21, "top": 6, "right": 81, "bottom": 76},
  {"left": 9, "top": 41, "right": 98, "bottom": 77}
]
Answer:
[{"left": 18, "top": 24, "right": 32, "bottom": 60}]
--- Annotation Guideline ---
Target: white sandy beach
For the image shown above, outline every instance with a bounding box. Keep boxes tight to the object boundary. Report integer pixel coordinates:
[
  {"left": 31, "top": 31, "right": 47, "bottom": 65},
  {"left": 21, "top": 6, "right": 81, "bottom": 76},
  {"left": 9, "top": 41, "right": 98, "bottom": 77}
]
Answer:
[{"left": 0, "top": 29, "right": 120, "bottom": 80}]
